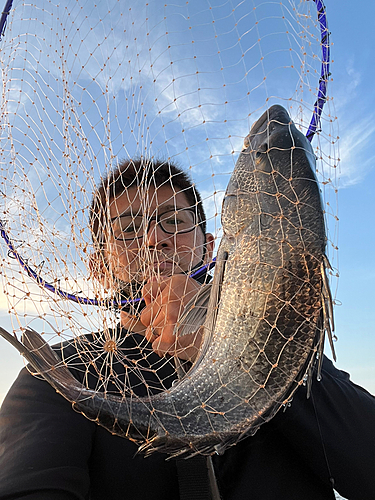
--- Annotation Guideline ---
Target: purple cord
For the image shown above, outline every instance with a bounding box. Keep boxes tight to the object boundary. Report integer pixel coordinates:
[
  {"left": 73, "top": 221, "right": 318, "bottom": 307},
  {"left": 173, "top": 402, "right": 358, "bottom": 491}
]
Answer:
[{"left": 0, "top": 219, "right": 216, "bottom": 308}]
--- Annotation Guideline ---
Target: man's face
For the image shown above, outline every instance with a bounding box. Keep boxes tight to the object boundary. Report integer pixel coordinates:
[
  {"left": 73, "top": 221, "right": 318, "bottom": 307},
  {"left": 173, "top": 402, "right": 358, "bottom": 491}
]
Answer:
[{"left": 104, "top": 185, "right": 208, "bottom": 284}]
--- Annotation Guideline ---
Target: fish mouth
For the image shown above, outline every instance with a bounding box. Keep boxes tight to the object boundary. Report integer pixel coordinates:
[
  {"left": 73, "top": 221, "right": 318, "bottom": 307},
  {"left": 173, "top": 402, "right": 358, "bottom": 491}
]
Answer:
[
  {"left": 244, "top": 105, "right": 292, "bottom": 151},
  {"left": 250, "top": 105, "right": 292, "bottom": 136}
]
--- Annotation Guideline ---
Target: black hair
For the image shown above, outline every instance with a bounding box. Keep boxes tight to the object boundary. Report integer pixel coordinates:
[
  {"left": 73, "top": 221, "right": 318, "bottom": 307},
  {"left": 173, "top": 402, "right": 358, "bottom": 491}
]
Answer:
[{"left": 90, "top": 157, "right": 207, "bottom": 247}]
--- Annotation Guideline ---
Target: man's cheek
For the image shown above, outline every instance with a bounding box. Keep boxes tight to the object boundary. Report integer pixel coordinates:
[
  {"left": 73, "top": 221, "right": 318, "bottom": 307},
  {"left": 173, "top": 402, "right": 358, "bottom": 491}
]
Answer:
[
  {"left": 176, "top": 246, "right": 199, "bottom": 265},
  {"left": 118, "top": 248, "right": 140, "bottom": 272}
]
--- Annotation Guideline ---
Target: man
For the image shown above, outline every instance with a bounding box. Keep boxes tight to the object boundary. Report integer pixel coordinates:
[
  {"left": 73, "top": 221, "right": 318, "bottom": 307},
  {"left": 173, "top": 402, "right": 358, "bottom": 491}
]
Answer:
[
  {"left": 89, "top": 158, "right": 214, "bottom": 362},
  {"left": 0, "top": 158, "right": 374, "bottom": 500}
]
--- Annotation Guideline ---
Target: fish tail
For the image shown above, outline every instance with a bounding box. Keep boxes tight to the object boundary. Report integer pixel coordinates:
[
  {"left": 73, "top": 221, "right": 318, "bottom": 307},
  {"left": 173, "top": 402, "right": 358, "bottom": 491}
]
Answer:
[
  {"left": 1, "top": 327, "right": 156, "bottom": 442},
  {"left": 0, "top": 327, "right": 91, "bottom": 404}
]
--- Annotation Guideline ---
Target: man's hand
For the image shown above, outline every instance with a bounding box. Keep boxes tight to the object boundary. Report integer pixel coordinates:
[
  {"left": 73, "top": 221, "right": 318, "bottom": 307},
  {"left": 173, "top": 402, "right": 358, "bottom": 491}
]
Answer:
[{"left": 120, "top": 275, "right": 203, "bottom": 361}]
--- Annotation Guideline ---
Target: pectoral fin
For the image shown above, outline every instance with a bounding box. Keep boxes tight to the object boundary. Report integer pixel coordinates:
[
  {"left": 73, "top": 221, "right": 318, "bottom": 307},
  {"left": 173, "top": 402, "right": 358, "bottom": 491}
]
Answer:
[{"left": 174, "top": 283, "right": 212, "bottom": 338}]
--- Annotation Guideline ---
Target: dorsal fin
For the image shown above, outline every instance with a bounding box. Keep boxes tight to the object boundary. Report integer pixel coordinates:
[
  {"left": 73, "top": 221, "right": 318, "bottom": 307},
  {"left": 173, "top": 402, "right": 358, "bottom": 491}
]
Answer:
[{"left": 321, "top": 256, "right": 336, "bottom": 362}]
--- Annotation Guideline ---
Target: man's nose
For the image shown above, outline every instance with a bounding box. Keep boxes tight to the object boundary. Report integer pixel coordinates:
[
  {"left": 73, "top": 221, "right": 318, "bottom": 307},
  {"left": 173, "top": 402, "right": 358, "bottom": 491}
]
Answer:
[{"left": 146, "top": 220, "right": 170, "bottom": 248}]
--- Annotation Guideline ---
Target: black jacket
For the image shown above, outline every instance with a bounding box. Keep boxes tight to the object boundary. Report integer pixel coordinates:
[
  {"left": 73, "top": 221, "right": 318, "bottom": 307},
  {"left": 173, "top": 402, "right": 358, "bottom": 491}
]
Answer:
[{"left": 0, "top": 329, "right": 374, "bottom": 500}]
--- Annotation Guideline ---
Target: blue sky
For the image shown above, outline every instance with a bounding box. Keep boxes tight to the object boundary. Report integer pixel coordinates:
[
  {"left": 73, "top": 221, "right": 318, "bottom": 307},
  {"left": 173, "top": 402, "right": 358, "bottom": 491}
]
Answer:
[
  {"left": 318, "top": 0, "right": 375, "bottom": 393},
  {"left": 0, "top": 0, "right": 374, "bottom": 403}
]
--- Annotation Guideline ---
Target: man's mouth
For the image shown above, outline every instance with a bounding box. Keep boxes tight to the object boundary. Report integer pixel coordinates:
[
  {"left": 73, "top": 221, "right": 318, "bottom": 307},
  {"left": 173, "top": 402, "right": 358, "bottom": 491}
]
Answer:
[
  {"left": 155, "top": 260, "right": 174, "bottom": 271},
  {"left": 139, "top": 252, "right": 184, "bottom": 277}
]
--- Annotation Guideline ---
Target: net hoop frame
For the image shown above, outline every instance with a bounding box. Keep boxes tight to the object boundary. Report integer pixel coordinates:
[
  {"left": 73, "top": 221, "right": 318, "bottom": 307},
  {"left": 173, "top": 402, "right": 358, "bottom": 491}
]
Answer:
[{"left": 0, "top": 0, "right": 331, "bottom": 308}]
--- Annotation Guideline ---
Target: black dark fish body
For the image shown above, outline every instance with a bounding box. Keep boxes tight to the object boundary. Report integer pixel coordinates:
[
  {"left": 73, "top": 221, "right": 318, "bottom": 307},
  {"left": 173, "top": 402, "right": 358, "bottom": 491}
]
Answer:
[{"left": 0, "top": 105, "right": 334, "bottom": 457}]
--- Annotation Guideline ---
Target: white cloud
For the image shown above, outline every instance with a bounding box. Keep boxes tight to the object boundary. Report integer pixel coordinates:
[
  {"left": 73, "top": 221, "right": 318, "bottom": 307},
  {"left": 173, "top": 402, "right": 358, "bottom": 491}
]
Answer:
[
  {"left": 333, "top": 59, "right": 362, "bottom": 113},
  {"left": 337, "top": 114, "right": 375, "bottom": 187}
]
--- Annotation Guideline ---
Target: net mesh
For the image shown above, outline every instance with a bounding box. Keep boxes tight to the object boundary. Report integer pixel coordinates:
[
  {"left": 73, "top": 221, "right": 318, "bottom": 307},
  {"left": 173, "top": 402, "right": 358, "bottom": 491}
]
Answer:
[{"left": 0, "top": 0, "right": 339, "bottom": 455}]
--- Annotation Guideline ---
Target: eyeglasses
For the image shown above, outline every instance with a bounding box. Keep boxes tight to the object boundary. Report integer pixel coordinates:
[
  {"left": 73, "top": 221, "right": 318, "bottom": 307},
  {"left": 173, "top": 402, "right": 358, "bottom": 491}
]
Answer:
[{"left": 111, "top": 208, "right": 198, "bottom": 241}]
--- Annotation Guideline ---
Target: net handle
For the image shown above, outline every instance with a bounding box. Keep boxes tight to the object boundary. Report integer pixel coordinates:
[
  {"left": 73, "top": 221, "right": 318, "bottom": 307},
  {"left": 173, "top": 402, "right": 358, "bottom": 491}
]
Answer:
[
  {"left": 0, "top": 0, "right": 13, "bottom": 40},
  {"left": 306, "top": 0, "right": 330, "bottom": 141}
]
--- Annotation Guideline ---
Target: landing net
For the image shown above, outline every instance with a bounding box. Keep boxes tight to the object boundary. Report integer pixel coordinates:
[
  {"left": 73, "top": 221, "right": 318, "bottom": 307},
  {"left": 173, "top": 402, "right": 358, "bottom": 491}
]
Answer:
[{"left": 0, "top": 0, "right": 339, "bottom": 453}]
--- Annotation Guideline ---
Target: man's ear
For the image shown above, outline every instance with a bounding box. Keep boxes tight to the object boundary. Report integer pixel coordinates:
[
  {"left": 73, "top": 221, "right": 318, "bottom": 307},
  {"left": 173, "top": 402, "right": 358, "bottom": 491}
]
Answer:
[
  {"left": 88, "top": 251, "right": 112, "bottom": 290},
  {"left": 204, "top": 233, "right": 215, "bottom": 263}
]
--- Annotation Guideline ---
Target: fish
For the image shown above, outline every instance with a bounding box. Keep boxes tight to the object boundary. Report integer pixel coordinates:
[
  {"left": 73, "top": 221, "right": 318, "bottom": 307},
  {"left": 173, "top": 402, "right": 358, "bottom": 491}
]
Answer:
[{"left": 0, "top": 104, "right": 335, "bottom": 458}]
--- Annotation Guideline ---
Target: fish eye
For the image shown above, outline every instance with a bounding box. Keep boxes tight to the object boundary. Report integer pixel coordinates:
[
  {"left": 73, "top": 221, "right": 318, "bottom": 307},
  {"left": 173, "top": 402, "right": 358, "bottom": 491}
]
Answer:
[{"left": 256, "top": 142, "right": 268, "bottom": 158}]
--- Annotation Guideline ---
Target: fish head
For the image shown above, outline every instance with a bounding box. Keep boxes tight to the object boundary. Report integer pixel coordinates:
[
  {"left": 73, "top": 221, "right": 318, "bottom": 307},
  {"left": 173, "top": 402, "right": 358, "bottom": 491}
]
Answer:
[{"left": 222, "top": 105, "right": 325, "bottom": 250}]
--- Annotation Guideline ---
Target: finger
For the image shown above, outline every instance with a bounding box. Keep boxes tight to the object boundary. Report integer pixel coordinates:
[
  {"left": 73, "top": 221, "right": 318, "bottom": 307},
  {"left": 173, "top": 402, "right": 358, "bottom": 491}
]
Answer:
[
  {"left": 151, "top": 320, "right": 187, "bottom": 358},
  {"left": 145, "top": 325, "right": 159, "bottom": 344},
  {"left": 140, "top": 280, "right": 177, "bottom": 328},
  {"left": 151, "top": 334, "right": 176, "bottom": 358},
  {"left": 143, "top": 289, "right": 194, "bottom": 346},
  {"left": 142, "top": 278, "right": 168, "bottom": 306},
  {"left": 154, "top": 328, "right": 204, "bottom": 361},
  {"left": 140, "top": 297, "right": 162, "bottom": 329},
  {"left": 120, "top": 311, "right": 147, "bottom": 334},
  {"left": 142, "top": 315, "right": 173, "bottom": 348}
]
